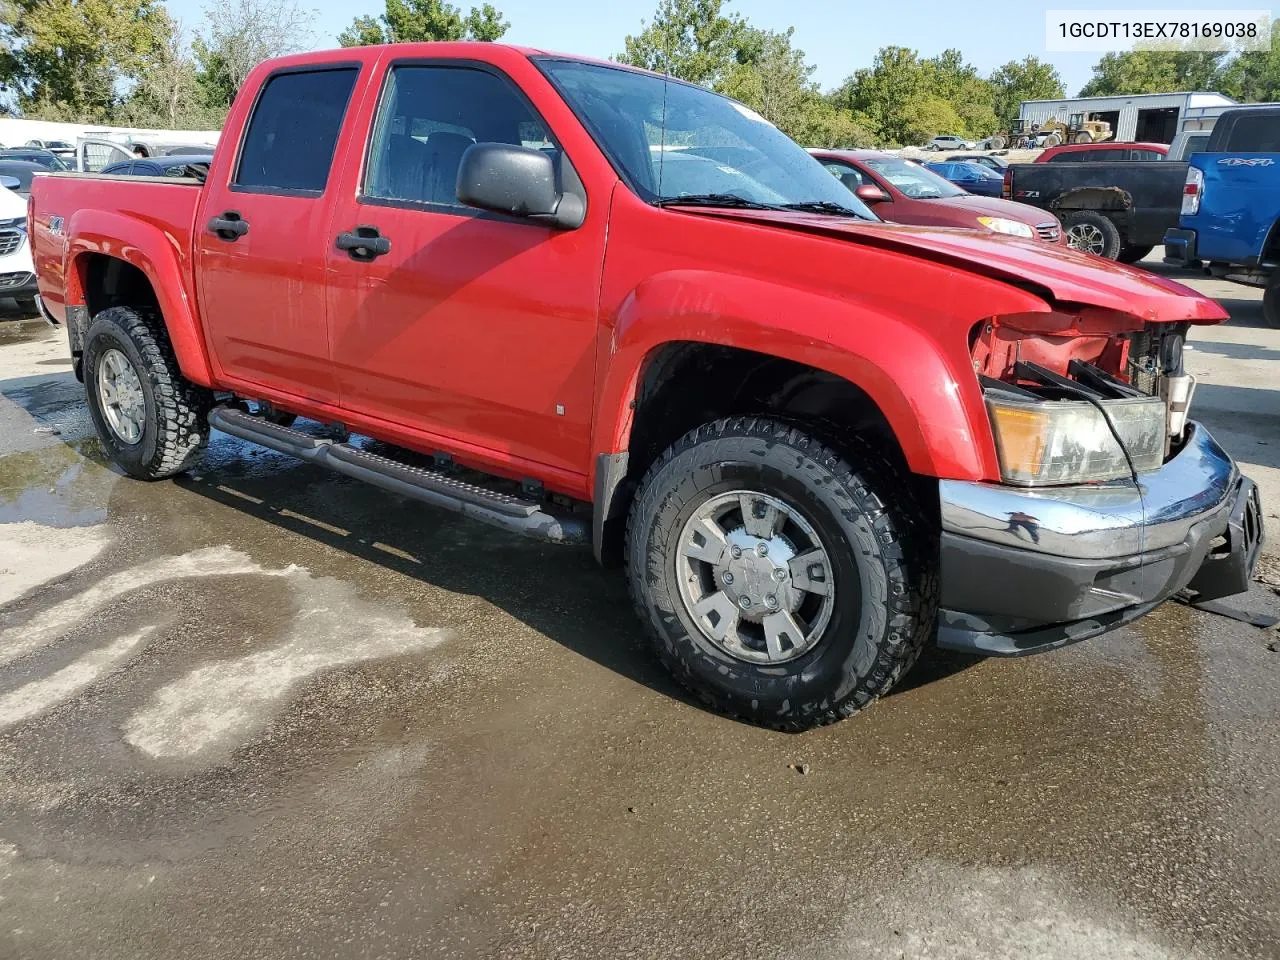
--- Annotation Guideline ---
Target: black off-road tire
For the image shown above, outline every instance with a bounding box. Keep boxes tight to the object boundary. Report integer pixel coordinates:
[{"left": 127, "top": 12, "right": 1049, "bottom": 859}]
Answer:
[
  {"left": 1063, "top": 210, "right": 1122, "bottom": 260},
  {"left": 1117, "top": 244, "right": 1154, "bottom": 265},
  {"left": 1265, "top": 272, "right": 1280, "bottom": 329},
  {"left": 626, "top": 417, "right": 939, "bottom": 730},
  {"left": 83, "top": 306, "right": 214, "bottom": 480}
]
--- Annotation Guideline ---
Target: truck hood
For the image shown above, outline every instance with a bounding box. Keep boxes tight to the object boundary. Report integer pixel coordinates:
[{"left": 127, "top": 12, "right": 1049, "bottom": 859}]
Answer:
[{"left": 698, "top": 210, "right": 1227, "bottom": 324}]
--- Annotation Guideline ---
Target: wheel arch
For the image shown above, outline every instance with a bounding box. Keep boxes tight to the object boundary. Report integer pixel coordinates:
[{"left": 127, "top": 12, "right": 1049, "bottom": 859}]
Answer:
[
  {"left": 63, "top": 210, "right": 215, "bottom": 387},
  {"left": 588, "top": 279, "right": 994, "bottom": 562}
]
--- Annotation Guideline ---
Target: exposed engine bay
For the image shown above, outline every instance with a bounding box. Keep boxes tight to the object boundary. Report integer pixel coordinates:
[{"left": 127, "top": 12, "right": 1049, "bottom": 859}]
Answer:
[{"left": 971, "top": 312, "right": 1196, "bottom": 486}]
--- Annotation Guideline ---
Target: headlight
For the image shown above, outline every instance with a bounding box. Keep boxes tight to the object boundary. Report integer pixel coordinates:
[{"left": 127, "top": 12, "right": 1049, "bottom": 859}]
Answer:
[
  {"left": 0, "top": 217, "right": 25, "bottom": 233},
  {"left": 977, "top": 216, "right": 1034, "bottom": 238},
  {"left": 986, "top": 395, "right": 1166, "bottom": 485}
]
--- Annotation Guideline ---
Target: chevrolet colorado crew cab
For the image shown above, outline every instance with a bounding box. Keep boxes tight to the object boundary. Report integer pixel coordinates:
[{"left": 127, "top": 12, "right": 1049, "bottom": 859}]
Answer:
[{"left": 29, "top": 44, "right": 1262, "bottom": 729}]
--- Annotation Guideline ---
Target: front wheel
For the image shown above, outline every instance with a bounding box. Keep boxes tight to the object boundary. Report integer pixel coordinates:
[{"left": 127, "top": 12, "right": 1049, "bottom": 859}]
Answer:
[
  {"left": 83, "top": 306, "right": 213, "bottom": 480},
  {"left": 626, "top": 418, "right": 938, "bottom": 730},
  {"left": 1063, "top": 210, "right": 1122, "bottom": 259}
]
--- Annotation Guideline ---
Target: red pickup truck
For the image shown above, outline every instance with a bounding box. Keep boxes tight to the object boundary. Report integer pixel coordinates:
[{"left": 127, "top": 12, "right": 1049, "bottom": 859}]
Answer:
[{"left": 29, "top": 44, "right": 1262, "bottom": 729}]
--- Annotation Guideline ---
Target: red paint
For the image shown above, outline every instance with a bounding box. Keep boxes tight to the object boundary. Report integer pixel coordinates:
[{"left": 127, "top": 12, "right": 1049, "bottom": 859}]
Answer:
[
  {"left": 1035, "top": 141, "right": 1168, "bottom": 163},
  {"left": 28, "top": 43, "right": 1230, "bottom": 498},
  {"left": 810, "top": 149, "right": 1062, "bottom": 242}
]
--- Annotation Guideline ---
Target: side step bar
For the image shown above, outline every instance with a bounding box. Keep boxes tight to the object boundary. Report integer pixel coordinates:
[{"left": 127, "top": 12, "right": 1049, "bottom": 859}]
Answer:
[{"left": 208, "top": 407, "right": 586, "bottom": 544}]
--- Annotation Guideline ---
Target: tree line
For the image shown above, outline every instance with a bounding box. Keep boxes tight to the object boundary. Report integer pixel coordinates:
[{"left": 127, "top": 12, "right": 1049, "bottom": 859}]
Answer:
[{"left": 1, "top": 0, "right": 1278, "bottom": 141}]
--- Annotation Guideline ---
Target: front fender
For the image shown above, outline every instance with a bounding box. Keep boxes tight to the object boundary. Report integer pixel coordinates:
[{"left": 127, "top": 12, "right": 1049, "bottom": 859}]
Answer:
[
  {"left": 592, "top": 270, "right": 1005, "bottom": 482},
  {"left": 63, "top": 209, "right": 214, "bottom": 387}
]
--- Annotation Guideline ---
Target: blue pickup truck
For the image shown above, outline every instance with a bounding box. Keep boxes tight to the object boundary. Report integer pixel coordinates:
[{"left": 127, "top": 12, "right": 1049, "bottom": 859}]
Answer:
[{"left": 1165, "top": 107, "right": 1280, "bottom": 325}]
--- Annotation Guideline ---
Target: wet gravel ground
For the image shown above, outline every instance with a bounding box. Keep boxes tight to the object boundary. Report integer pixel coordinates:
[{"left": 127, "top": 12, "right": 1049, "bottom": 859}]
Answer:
[{"left": 0, "top": 281, "right": 1278, "bottom": 960}]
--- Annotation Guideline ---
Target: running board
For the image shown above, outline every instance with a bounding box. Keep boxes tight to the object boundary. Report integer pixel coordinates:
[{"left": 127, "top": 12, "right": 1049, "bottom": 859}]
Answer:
[{"left": 208, "top": 407, "right": 586, "bottom": 544}]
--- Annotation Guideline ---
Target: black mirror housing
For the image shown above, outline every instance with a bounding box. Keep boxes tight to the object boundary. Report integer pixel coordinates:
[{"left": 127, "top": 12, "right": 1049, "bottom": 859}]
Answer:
[{"left": 456, "top": 143, "right": 585, "bottom": 229}]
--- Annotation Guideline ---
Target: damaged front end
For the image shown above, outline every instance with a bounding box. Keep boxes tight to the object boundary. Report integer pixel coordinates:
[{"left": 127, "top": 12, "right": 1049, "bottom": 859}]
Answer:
[
  {"left": 936, "top": 309, "right": 1262, "bottom": 657},
  {"left": 970, "top": 310, "right": 1196, "bottom": 485}
]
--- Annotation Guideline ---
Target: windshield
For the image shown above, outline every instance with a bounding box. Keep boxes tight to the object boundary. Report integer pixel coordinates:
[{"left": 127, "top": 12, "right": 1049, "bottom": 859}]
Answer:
[
  {"left": 861, "top": 156, "right": 965, "bottom": 199},
  {"left": 538, "top": 59, "right": 875, "bottom": 219}
]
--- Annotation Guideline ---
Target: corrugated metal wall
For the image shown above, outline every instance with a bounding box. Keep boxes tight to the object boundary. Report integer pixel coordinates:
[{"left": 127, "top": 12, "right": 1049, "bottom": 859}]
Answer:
[{"left": 1019, "top": 94, "right": 1191, "bottom": 141}]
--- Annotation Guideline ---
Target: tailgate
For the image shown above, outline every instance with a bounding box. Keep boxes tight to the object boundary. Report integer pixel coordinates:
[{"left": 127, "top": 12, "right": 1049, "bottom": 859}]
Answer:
[{"left": 1189, "top": 154, "right": 1280, "bottom": 264}]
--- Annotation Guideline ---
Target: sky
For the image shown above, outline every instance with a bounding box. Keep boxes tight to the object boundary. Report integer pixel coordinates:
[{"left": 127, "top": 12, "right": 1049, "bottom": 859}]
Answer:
[{"left": 164, "top": 0, "right": 1269, "bottom": 97}]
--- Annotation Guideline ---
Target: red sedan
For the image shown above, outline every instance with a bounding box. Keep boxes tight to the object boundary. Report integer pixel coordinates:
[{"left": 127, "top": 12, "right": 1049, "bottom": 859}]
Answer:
[{"left": 809, "top": 149, "right": 1063, "bottom": 244}]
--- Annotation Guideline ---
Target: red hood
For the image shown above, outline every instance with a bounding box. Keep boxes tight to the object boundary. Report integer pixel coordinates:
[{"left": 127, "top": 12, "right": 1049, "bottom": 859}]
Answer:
[{"left": 694, "top": 210, "right": 1227, "bottom": 324}]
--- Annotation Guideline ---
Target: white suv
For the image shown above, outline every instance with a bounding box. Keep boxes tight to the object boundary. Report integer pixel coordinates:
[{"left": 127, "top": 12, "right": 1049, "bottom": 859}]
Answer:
[
  {"left": 926, "top": 135, "right": 971, "bottom": 151},
  {"left": 0, "top": 182, "right": 36, "bottom": 314}
]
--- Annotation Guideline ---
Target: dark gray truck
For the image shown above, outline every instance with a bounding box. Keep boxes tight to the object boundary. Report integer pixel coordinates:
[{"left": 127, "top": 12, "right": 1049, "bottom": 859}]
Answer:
[{"left": 1002, "top": 159, "right": 1188, "bottom": 262}]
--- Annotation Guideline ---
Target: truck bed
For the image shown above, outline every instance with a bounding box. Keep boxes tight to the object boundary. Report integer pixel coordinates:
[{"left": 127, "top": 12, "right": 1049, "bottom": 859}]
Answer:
[
  {"left": 1006, "top": 160, "right": 1188, "bottom": 247},
  {"left": 29, "top": 174, "right": 203, "bottom": 325}
]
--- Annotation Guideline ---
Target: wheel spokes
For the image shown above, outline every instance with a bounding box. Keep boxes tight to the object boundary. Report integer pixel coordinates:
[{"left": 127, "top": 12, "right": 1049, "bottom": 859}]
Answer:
[
  {"left": 740, "top": 493, "right": 780, "bottom": 539},
  {"left": 762, "top": 610, "right": 806, "bottom": 661},
  {"left": 691, "top": 590, "right": 740, "bottom": 641},
  {"left": 789, "top": 548, "right": 832, "bottom": 597},
  {"left": 683, "top": 516, "right": 730, "bottom": 564}
]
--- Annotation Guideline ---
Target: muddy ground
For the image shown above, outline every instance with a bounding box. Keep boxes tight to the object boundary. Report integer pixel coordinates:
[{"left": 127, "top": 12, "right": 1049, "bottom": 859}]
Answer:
[{"left": 0, "top": 260, "right": 1277, "bottom": 960}]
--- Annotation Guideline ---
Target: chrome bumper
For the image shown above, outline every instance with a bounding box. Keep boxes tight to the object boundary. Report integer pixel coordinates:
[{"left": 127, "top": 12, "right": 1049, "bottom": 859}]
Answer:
[{"left": 939, "top": 422, "right": 1236, "bottom": 561}]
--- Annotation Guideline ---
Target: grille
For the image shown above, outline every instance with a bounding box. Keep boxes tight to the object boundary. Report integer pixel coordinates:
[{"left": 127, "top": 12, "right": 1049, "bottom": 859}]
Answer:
[
  {"left": 1035, "top": 222, "right": 1061, "bottom": 243},
  {"left": 0, "top": 271, "right": 34, "bottom": 288},
  {"left": 0, "top": 230, "right": 23, "bottom": 256}
]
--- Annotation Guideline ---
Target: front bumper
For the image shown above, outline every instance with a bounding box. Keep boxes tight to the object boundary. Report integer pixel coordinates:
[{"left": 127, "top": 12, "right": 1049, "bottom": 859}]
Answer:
[
  {"left": 937, "top": 423, "right": 1263, "bottom": 656},
  {"left": 1163, "top": 227, "right": 1199, "bottom": 267}
]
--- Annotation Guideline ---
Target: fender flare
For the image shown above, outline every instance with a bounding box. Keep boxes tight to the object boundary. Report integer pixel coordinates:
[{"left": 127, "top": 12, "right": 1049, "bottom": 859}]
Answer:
[
  {"left": 62, "top": 209, "right": 215, "bottom": 387},
  {"left": 591, "top": 270, "right": 1001, "bottom": 485}
]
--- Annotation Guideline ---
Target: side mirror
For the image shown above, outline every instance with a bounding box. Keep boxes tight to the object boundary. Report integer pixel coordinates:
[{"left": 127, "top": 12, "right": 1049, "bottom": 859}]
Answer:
[
  {"left": 0, "top": 176, "right": 19, "bottom": 191},
  {"left": 456, "top": 142, "right": 585, "bottom": 229},
  {"left": 854, "top": 183, "right": 889, "bottom": 204}
]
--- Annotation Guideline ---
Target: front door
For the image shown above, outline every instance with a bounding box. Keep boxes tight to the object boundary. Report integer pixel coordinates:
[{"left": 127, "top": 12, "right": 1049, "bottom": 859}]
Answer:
[
  {"left": 324, "top": 59, "right": 605, "bottom": 479},
  {"left": 194, "top": 65, "right": 361, "bottom": 405}
]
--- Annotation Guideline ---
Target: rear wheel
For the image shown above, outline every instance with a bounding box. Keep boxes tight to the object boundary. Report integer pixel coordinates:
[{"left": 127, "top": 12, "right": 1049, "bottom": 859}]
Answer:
[
  {"left": 626, "top": 417, "right": 938, "bottom": 730},
  {"left": 1264, "top": 271, "right": 1280, "bottom": 328},
  {"left": 1063, "top": 211, "right": 1122, "bottom": 259},
  {"left": 83, "top": 306, "right": 213, "bottom": 480}
]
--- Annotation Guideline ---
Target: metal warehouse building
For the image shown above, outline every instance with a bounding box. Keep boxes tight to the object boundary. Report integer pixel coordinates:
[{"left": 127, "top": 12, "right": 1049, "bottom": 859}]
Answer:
[{"left": 1019, "top": 91, "right": 1237, "bottom": 143}]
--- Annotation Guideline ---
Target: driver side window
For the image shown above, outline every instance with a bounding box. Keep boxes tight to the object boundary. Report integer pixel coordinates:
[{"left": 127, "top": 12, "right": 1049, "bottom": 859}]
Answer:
[
  {"left": 822, "top": 161, "right": 864, "bottom": 193},
  {"left": 364, "top": 64, "right": 555, "bottom": 207}
]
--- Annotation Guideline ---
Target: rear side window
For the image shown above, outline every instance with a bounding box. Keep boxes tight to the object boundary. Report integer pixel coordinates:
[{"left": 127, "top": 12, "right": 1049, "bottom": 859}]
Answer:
[
  {"left": 236, "top": 67, "right": 359, "bottom": 194},
  {"left": 1221, "top": 113, "right": 1280, "bottom": 153}
]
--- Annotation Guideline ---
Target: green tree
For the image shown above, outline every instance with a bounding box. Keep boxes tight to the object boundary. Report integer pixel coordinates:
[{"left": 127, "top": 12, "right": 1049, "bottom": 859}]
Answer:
[
  {"left": 337, "top": 0, "right": 509, "bottom": 46},
  {"left": 193, "top": 0, "right": 314, "bottom": 111},
  {"left": 121, "top": 10, "right": 224, "bottom": 129},
  {"left": 1079, "top": 48, "right": 1226, "bottom": 96},
  {"left": 834, "top": 46, "right": 996, "bottom": 145},
  {"left": 463, "top": 3, "right": 508, "bottom": 42},
  {"left": 990, "top": 56, "right": 1064, "bottom": 127},
  {"left": 616, "top": 0, "right": 749, "bottom": 87},
  {"left": 1217, "top": 23, "right": 1280, "bottom": 102},
  {"left": 0, "top": 0, "right": 167, "bottom": 121}
]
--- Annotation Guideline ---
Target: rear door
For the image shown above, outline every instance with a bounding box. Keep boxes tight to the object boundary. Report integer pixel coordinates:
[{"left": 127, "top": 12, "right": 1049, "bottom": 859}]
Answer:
[
  {"left": 194, "top": 63, "right": 362, "bottom": 404},
  {"left": 322, "top": 56, "right": 606, "bottom": 479}
]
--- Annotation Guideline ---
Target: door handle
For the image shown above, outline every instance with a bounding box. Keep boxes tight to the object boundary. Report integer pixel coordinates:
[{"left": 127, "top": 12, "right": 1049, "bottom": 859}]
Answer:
[
  {"left": 208, "top": 211, "right": 249, "bottom": 241},
  {"left": 336, "top": 226, "right": 391, "bottom": 261}
]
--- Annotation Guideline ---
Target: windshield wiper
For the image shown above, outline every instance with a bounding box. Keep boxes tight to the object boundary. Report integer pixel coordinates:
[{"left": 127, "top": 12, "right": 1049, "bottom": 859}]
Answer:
[
  {"left": 653, "top": 193, "right": 783, "bottom": 210},
  {"left": 778, "top": 200, "right": 864, "bottom": 217}
]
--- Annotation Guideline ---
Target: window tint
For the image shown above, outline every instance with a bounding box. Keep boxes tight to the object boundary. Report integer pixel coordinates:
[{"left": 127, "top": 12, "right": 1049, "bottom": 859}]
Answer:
[
  {"left": 236, "top": 67, "right": 358, "bottom": 193},
  {"left": 1223, "top": 113, "right": 1280, "bottom": 152},
  {"left": 364, "top": 65, "right": 553, "bottom": 206}
]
